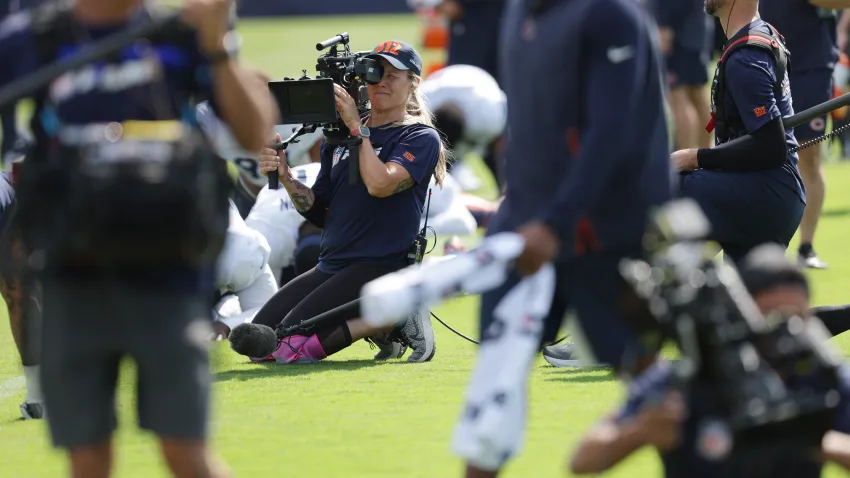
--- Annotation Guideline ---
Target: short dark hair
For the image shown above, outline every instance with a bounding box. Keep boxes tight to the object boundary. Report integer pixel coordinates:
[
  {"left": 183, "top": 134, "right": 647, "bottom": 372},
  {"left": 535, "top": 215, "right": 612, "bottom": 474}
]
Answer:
[
  {"left": 433, "top": 103, "right": 465, "bottom": 151},
  {"left": 738, "top": 244, "right": 809, "bottom": 297}
]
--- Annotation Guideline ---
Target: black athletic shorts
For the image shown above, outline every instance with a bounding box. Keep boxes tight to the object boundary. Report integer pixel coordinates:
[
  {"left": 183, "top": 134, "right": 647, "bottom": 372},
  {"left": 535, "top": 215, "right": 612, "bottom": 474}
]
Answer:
[{"left": 40, "top": 273, "right": 213, "bottom": 449}]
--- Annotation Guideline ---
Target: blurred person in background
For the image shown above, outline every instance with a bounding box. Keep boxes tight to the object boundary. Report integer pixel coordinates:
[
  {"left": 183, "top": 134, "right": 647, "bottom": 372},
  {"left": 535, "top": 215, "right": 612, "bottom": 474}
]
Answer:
[
  {"left": 421, "top": 63, "right": 507, "bottom": 192},
  {"left": 432, "top": 0, "right": 507, "bottom": 192},
  {"left": 654, "top": 0, "right": 715, "bottom": 150},
  {"left": 760, "top": 2, "right": 849, "bottom": 269},
  {"left": 0, "top": 147, "right": 44, "bottom": 420}
]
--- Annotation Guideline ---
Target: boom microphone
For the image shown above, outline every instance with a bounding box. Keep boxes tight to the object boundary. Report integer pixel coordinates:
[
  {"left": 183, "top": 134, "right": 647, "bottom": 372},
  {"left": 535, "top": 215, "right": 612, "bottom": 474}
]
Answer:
[{"left": 229, "top": 323, "right": 279, "bottom": 358}]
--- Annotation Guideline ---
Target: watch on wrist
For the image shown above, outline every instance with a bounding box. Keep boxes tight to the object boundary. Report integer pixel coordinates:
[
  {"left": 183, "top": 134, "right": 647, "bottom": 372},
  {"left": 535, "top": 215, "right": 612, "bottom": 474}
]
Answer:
[{"left": 352, "top": 125, "right": 370, "bottom": 138}]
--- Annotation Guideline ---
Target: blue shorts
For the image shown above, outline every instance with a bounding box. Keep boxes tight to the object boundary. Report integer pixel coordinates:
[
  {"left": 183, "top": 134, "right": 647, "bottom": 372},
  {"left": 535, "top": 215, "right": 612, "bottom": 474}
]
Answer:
[
  {"left": 790, "top": 68, "right": 833, "bottom": 141},
  {"left": 478, "top": 251, "right": 648, "bottom": 369},
  {"left": 680, "top": 170, "right": 805, "bottom": 263},
  {"left": 667, "top": 47, "right": 710, "bottom": 88}
]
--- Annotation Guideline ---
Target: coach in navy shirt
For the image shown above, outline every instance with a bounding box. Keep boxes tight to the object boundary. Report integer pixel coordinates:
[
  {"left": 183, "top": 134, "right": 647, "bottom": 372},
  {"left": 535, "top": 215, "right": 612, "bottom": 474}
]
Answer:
[
  {"left": 570, "top": 244, "right": 850, "bottom": 478},
  {"left": 673, "top": 0, "right": 805, "bottom": 265},
  {"left": 251, "top": 40, "right": 445, "bottom": 364},
  {"left": 760, "top": 2, "right": 841, "bottom": 269},
  {"left": 0, "top": 1, "right": 275, "bottom": 476}
]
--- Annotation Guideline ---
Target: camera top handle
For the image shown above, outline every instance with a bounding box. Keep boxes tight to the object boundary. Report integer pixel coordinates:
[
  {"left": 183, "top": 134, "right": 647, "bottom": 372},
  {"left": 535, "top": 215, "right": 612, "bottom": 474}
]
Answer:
[{"left": 316, "top": 32, "right": 350, "bottom": 51}]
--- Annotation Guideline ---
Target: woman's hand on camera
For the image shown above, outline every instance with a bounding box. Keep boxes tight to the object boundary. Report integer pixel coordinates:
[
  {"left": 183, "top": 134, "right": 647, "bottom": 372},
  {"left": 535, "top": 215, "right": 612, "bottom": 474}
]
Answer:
[
  {"left": 258, "top": 133, "right": 289, "bottom": 178},
  {"left": 334, "top": 84, "right": 361, "bottom": 132}
]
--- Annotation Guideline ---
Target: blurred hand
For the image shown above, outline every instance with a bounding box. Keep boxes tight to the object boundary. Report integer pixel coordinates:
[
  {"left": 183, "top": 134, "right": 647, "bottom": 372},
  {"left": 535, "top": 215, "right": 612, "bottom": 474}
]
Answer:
[
  {"left": 672, "top": 148, "right": 699, "bottom": 171},
  {"left": 514, "top": 221, "right": 560, "bottom": 276},
  {"left": 333, "top": 84, "right": 361, "bottom": 132},
  {"left": 182, "top": 0, "right": 233, "bottom": 54},
  {"left": 258, "top": 133, "right": 289, "bottom": 178},
  {"left": 637, "top": 391, "right": 687, "bottom": 452},
  {"left": 437, "top": 0, "right": 463, "bottom": 22}
]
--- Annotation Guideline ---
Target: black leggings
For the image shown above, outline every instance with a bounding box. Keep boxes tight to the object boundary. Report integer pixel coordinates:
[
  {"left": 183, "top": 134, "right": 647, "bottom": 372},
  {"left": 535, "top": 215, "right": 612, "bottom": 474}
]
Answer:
[{"left": 251, "top": 261, "right": 407, "bottom": 335}]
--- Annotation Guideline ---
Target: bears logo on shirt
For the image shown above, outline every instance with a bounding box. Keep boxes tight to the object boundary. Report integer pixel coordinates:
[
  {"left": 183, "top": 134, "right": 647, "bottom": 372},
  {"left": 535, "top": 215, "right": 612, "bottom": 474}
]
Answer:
[{"left": 332, "top": 145, "right": 383, "bottom": 168}]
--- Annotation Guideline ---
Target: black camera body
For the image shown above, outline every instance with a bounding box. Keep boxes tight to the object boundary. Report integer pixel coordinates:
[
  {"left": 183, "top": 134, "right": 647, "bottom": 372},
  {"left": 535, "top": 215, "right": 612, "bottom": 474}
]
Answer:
[
  {"left": 621, "top": 199, "right": 843, "bottom": 468},
  {"left": 268, "top": 32, "right": 383, "bottom": 144}
]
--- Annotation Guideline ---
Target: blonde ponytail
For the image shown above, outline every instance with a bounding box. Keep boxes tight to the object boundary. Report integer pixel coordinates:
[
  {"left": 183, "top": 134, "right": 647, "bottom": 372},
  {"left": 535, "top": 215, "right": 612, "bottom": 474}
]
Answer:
[{"left": 388, "top": 72, "right": 449, "bottom": 187}]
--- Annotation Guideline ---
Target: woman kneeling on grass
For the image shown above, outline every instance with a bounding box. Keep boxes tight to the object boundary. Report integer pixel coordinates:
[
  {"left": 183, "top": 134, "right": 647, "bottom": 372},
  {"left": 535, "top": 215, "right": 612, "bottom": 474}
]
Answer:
[{"left": 248, "top": 40, "right": 447, "bottom": 364}]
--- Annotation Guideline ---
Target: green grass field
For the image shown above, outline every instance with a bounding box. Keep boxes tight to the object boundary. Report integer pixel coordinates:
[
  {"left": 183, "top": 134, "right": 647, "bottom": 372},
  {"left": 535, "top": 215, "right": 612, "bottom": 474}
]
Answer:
[{"left": 1, "top": 13, "right": 850, "bottom": 478}]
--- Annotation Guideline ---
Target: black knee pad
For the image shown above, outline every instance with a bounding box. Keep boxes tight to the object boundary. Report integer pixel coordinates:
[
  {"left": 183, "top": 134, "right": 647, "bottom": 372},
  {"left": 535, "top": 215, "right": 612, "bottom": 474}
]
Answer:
[{"left": 293, "top": 233, "right": 321, "bottom": 276}]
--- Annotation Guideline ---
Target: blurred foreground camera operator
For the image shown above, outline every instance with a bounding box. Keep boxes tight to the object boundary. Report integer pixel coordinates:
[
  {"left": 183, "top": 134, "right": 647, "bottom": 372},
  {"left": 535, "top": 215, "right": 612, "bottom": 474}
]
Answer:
[
  {"left": 569, "top": 244, "right": 850, "bottom": 477},
  {"left": 250, "top": 40, "right": 447, "bottom": 364},
  {"left": 0, "top": 0, "right": 276, "bottom": 476}
]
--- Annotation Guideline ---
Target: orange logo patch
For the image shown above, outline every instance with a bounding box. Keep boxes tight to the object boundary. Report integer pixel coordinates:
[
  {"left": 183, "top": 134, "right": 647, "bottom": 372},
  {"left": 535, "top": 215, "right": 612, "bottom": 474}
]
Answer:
[
  {"left": 753, "top": 106, "right": 767, "bottom": 117},
  {"left": 375, "top": 41, "right": 402, "bottom": 56},
  {"left": 403, "top": 151, "right": 416, "bottom": 162}
]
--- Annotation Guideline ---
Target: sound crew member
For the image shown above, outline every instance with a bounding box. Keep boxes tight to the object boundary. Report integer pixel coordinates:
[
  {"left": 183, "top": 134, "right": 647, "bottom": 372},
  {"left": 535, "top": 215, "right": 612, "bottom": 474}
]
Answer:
[
  {"left": 569, "top": 244, "right": 850, "bottom": 477},
  {"left": 760, "top": 2, "right": 847, "bottom": 269},
  {"left": 254, "top": 40, "right": 446, "bottom": 364},
  {"left": 672, "top": 0, "right": 806, "bottom": 265},
  {"left": 454, "top": 0, "right": 671, "bottom": 476},
  {"left": 0, "top": 0, "right": 276, "bottom": 477}
]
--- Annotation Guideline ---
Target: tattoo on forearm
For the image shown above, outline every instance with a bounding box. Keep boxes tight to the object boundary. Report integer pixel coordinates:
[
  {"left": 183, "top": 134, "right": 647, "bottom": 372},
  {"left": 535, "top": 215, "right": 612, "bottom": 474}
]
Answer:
[
  {"left": 392, "top": 178, "right": 415, "bottom": 194},
  {"left": 282, "top": 177, "right": 316, "bottom": 213}
]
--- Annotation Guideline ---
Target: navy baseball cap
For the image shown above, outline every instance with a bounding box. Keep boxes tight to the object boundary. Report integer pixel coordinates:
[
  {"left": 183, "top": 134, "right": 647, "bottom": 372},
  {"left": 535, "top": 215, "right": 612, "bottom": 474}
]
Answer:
[{"left": 367, "top": 40, "right": 423, "bottom": 77}]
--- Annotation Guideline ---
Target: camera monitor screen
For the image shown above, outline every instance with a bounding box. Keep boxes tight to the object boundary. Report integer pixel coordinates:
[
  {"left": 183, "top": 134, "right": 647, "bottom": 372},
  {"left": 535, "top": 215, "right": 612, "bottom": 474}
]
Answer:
[{"left": 268, "top": 78, "right": 338, "bottom": 125}]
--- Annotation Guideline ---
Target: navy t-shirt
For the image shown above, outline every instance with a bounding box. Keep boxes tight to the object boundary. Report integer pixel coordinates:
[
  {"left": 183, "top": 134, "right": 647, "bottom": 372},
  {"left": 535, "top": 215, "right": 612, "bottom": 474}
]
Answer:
[
  {"left": 617, "top": 361, "right": 850, "bottom": 478},
  {"left": 654, "top": 0, "right": 713, "bottom": 54},
  {"left": 707, "top": 20, "right": 805, "bottom": 202},
  {"left": 313, "top": 123, "right": 440, "bottom": 274},
  {"left": 0, "top": 4, "right": 230, "bottom": 291},
  {"left": 759, "top": 2, "right": 838, "bottom": 72}
]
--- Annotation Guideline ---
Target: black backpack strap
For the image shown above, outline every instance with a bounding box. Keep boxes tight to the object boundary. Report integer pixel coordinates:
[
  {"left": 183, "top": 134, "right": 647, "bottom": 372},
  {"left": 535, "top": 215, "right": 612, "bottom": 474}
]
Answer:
[{"left": 710, "top": 28, "right": 789, "bottom": 142}]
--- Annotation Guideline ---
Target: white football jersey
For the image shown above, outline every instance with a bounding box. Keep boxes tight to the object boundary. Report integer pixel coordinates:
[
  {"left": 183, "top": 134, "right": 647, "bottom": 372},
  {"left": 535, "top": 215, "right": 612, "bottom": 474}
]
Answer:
[
  {"left": 216, "top": 200, "right": 272, "bottom": 293},
  {"left": 420, "top": 65, "right": 507, "bottom": 148},
  {"left": 195, "top": 101, "right": 323, "bottom": 188},
  {"left": 245, "top": 162, "right": 322, "bottom": 273}
]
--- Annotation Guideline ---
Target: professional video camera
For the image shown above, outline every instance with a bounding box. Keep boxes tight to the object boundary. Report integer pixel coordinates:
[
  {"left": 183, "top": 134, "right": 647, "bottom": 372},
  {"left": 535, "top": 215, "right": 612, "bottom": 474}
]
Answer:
[
  {"left": 620, "top": 199, "right": 843, "bottom": 468},
  {"left": 265, "top": 32, "right": 383, "bottom": 189}
]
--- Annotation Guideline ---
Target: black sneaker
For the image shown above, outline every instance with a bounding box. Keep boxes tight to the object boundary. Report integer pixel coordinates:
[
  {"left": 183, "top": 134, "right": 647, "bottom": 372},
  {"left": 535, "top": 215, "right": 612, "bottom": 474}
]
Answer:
[
  {"left": 399, "top": 309, "right": 436, "bottom": 363},
  {"left": 368, "top": 333, "right": 407, "bottom": 361},
  {"left": 542, "top": 342, "right": 608, "bottom": 368},
  {"left": 20, "top": 402, "right": 45, "bottom": 420}
]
